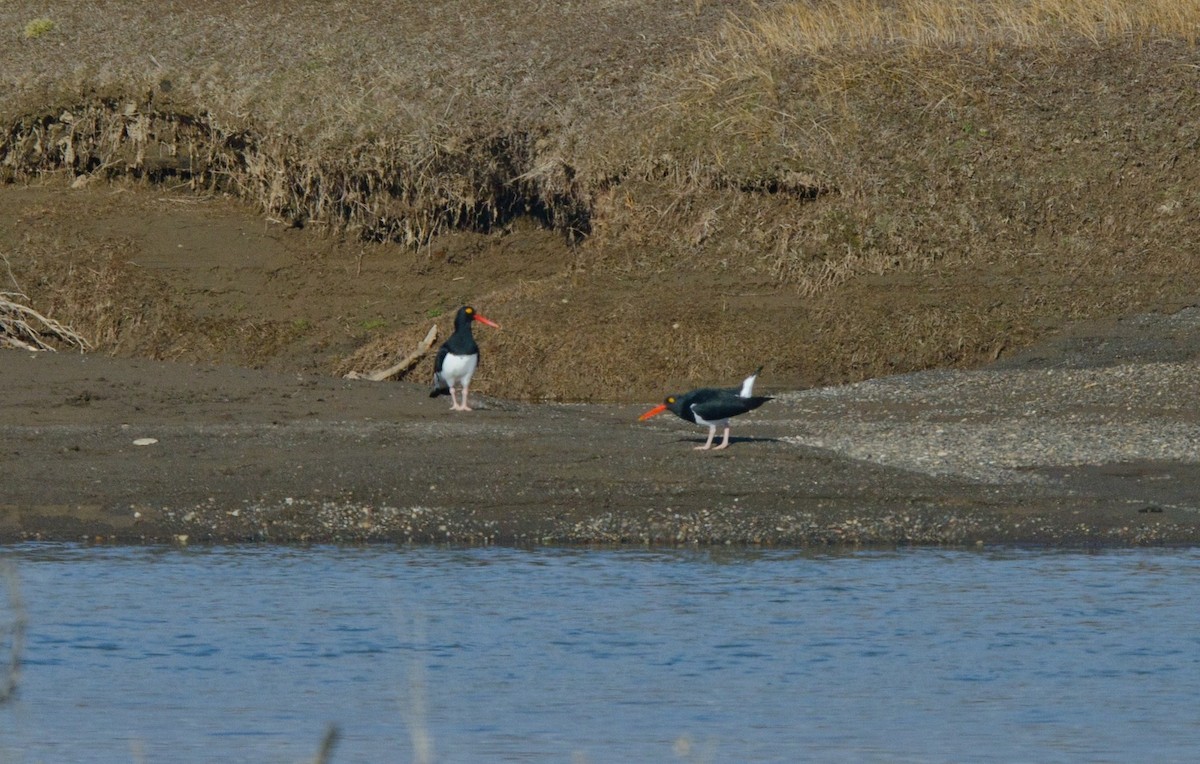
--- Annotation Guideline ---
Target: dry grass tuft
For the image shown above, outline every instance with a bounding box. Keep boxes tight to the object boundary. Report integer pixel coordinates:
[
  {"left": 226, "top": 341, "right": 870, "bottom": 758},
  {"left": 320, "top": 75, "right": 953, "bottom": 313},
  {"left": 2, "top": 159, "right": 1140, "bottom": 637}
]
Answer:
[
  {"left": 1, "top": 253, "right": 90, "bottom": 351},
  {"left": 0, "top": 292, "right": 90, "bottom": 351},
  {"left": 21, "top": 17, "right": 54, "bottom": 39}
]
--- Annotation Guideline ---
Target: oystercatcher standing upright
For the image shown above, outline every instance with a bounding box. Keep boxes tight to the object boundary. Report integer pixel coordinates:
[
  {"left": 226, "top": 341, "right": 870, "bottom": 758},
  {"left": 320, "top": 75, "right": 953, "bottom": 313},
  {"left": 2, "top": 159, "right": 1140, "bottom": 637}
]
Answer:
[
  {"left": 430, "top": 306, "right": 501, "bottom": 411},
  {"left": 639, "top": 367, "right": 771, "bottom": 450}
]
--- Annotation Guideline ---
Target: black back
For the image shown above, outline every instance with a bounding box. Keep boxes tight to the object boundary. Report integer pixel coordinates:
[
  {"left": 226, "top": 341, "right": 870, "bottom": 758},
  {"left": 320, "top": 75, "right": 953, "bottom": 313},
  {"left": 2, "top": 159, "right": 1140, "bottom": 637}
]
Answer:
[{"left": 665, "top": 387, "right": 772, "bottom": 424}]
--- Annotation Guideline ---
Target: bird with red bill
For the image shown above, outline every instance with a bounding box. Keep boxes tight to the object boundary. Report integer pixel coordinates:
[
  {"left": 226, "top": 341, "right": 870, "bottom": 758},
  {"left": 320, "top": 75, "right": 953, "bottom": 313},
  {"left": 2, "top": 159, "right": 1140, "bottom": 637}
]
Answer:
[
  {"left": 639, "top": 367, "right": 771, "bottom": 450},
  {"left": 430, "top": 305, "right": 501, "bottom": 411}
]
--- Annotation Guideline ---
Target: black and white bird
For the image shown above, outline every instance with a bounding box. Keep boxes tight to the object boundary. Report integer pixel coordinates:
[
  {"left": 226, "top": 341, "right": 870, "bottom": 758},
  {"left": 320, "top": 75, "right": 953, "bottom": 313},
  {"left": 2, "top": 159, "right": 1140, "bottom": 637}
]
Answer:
[
  {"left": 639, "top": 367, "right": 771, "bottom": 450},
  {"left": 430, "top": 306, "right": 501, "bottom": 411}
]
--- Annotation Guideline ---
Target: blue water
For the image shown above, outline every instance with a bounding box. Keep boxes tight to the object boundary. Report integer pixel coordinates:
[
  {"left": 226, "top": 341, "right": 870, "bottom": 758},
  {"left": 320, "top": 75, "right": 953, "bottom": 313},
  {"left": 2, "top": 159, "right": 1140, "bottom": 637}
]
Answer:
[{"left": 1, "top": 545, "right": 1198, "bottom": 763}]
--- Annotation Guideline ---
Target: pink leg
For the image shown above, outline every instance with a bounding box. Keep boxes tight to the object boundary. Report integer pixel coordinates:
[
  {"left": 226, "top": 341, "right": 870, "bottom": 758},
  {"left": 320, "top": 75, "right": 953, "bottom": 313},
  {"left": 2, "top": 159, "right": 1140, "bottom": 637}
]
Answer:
[
  {"left": 460, "top": 383, "right": 473, "bottom": 411},
  {"left": 712, "top": 426, "right": 732, "bottom": 450},
  {"left": 694, "top": 426, "right": 717, "bottom": 450}
]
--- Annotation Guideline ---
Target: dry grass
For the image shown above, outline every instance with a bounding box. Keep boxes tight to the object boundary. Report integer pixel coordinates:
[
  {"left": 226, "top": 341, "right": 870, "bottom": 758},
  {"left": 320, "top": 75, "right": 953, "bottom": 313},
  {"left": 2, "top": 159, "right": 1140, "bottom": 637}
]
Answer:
[
  {"left": 3, "top": 1, "right": 1192, "bottom": 252},
  {"left": 628, "top": 0, "right": 1200, "bottom": 301},
  {"left": 1, "top": 253, "right": 91, "bottom": 351},
  {"left": 2, "top": 1, "right": 1195, "bottom": 242},
  {"left": 737, "top": 0, "right": 1200, "bottom": 55},
  {"left": 0, "top": 292, "right": 90, "bottom": 351},
  {"left": 0, "top": 1, "right": 737, "bottom": 245}
]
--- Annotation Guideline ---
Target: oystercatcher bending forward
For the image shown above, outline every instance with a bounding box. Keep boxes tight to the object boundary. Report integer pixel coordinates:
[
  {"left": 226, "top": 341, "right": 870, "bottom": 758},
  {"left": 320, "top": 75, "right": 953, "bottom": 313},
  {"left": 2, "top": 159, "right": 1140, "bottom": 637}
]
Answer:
[
  {"left": 430, "top": 306, "right": 501, "bottom": 411},
  {"left": 639, "top": 367, "right": 771, "bottom": 450}
]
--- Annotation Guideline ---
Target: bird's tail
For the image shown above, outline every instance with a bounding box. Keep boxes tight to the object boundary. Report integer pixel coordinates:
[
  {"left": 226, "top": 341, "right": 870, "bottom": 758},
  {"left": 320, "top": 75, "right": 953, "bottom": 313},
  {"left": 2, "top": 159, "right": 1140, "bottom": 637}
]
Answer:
[
  {"left": 430, "top": 372, "right": 450, "bottom": 398},
  {"left": 739, "top": 366, "right": 764, "bottom": 398}
]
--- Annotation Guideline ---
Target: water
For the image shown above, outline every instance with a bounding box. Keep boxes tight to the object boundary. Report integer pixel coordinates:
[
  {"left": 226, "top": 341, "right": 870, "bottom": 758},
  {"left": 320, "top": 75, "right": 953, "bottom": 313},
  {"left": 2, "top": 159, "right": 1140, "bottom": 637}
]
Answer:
[{"left": 1, "top": 544, "right": 1199, "bottom": 763}]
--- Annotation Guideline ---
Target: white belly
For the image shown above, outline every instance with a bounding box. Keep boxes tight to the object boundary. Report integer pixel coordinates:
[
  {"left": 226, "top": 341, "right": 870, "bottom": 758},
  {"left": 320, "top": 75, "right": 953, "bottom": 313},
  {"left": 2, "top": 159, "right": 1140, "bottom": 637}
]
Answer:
[{"left": 440, "top": 352, "right": 478, "bottom": 387}]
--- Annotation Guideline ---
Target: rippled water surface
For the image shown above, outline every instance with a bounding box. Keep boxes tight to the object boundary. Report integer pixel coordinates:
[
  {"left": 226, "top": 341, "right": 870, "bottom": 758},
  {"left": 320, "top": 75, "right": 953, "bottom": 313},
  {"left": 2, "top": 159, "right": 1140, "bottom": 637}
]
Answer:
[{"left": 1, "top": 544, "right": 1199, "bottom": 763}]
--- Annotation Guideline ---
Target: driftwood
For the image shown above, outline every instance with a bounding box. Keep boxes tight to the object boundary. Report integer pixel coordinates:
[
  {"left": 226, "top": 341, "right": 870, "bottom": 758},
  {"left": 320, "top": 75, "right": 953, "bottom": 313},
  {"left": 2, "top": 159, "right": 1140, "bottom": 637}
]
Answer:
[
  {"left": 0, "top": 293, "right": 91, "bottom": 352},
  {"left": 345, "top": 324, "right": 438, "bottom": 381}
]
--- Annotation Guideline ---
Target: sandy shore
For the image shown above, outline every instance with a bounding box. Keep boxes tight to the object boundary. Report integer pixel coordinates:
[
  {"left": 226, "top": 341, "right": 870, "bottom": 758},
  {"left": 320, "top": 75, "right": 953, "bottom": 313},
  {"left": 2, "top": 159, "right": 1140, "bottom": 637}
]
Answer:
[{"left": 4, "top": 307, "right": 1200, "bottom": 546}]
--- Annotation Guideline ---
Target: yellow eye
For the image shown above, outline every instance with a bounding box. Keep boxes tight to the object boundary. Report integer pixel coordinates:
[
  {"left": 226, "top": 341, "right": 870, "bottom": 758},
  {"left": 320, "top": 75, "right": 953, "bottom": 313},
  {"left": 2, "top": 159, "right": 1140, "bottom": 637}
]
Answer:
[
  {"left": 465, "top": 307, "right": 474, "bottom": 314},
  {"left": 666, "top": 396, "right": 676, "bottom": 404}
]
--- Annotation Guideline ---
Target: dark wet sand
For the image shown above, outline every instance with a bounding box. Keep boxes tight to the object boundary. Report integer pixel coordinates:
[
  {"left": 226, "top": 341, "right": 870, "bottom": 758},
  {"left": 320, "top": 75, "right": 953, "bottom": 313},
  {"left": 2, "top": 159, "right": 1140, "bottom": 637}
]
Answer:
[{"left": 5, "top": 308, "right": 1200, "bottom": 546}]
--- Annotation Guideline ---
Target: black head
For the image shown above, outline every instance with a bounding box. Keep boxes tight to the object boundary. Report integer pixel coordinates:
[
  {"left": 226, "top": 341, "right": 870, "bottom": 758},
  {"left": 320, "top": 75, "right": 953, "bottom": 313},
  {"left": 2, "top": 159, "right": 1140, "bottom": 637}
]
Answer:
[
  {"left": 455, "top": 306, "right": 476, "bottom": 329},
  {"left": 663, "top": 394, "right": 684, "bottom": 415},
  {"left": 454, "top": 305, "right": 500, "bottom": 331},
  {"left": 640, "top": 394, "right": 680, "bottom": 422}
]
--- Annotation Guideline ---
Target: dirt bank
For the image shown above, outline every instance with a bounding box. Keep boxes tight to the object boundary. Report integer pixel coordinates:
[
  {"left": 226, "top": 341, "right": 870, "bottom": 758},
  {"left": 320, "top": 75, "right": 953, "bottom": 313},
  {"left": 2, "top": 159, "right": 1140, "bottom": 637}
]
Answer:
[
  {"left": 4, "top": 179, "right": 1200, "bottom": 547},
  {"left": 6, "top": 5, "right": 1200, "bottom": 399},
  {"left": 5, "top": 305, "right": 1200, "bottom": 546}
]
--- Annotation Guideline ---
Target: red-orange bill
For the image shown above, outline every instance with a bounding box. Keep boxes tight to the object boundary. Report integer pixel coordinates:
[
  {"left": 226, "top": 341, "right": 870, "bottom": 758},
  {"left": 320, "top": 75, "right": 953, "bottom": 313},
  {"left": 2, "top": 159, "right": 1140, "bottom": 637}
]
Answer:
[
  {"left": 475, "top": 314, "right": 501, "bottom": 329},
  {"left": 639, "top": 403, "right": 668, "bottom": 422}
]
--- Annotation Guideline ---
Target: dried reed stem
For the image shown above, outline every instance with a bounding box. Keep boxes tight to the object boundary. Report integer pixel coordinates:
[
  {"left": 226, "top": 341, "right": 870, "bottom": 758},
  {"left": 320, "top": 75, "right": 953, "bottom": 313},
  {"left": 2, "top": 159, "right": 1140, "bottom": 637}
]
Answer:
[
  {"left": 311, "top": 723, "right": 341, "bottom": 764},
  {"left": 1, "top": 292, "right": 92, "bottom": 351},
  {"left": 0, "top": 561, "right": 25, "bottom": 706}
]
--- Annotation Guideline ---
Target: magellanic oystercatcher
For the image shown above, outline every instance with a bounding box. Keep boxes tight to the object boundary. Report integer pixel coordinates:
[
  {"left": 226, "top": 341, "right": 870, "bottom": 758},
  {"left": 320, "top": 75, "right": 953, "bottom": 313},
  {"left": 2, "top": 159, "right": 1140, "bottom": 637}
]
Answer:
[
  {"left": 639, "top": 367, "right": 771, "bottom": 450},
  {"left": 430, "top": 306, "right": 501, "bottom": 411}
]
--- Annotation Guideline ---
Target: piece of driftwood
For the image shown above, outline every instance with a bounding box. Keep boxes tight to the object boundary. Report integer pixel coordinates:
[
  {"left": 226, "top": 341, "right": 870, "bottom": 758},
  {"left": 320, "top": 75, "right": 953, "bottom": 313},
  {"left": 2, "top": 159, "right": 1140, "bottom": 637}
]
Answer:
[{"left": 345, "top": 324, "right": 437, "bottom": 381}]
